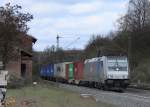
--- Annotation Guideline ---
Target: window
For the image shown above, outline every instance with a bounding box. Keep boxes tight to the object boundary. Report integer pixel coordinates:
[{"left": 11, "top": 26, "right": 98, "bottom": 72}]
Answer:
[{"left": 107, "top": 58, "right": 128, "bottom": 71}]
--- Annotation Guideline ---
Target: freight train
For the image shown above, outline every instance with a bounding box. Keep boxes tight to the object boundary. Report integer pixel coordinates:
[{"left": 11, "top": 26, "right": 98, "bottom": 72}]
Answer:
[{"left": 40, "top": 56, "right": 129, "bottom": 91}]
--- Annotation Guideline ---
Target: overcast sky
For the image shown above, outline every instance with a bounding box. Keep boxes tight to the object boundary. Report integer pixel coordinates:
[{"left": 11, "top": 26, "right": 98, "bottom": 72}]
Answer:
[{"left": 0, "top": 0, "right": 128, "bottom": 51}]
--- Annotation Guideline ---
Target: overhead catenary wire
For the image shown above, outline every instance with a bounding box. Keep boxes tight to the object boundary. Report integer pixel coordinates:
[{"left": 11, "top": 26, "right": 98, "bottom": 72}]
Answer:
[
  {"left": 56, "top": 34, "right": 77, "bottom": 50},
  {"left": 64, "top": 37, "right": 80, "bottom": 49}
]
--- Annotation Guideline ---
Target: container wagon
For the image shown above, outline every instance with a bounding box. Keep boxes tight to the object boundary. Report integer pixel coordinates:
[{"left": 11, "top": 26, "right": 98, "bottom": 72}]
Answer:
[
  {"left": 40, "top": 66, "right": 47, "bottom": 79},
  {"left": 54, "top": 62, "right": 71, "bottom": 82},
  {"left": 47, "top": 64, "right": 54, "bottom": 80},
  {"left": 73, "top": 61, "right": 84, "bottom": 85},
  {"left": 65, "top": 62, "right": 74, "bottom": 83},
  {"left": 40, "top": 64, "right": 54, "bottom": 80},
  {"left": 83, "top": 56, "right": 129, "bottom": 90}
]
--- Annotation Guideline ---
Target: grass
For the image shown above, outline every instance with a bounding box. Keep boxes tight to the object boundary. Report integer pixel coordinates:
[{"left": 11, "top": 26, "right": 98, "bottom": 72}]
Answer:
[{"left": 6, "top": 83, "right": 115, "bottom": 107}]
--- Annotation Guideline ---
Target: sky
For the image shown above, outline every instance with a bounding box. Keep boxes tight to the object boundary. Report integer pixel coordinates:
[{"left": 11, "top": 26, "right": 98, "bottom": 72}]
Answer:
[{"left": 0, "top": 0, "right": 128, "bottom": 51}]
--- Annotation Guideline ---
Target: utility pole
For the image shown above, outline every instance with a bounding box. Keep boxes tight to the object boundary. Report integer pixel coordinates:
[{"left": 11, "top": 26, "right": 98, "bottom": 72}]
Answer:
[
  {"left": 56, "top": 34, "right": 60, "bottom": 51},
  {"left": 56, "top": 34, "right": 62, "bottom": 63},
  {"left": 56, "top": 34, "right": 61, "bottom": 86}
]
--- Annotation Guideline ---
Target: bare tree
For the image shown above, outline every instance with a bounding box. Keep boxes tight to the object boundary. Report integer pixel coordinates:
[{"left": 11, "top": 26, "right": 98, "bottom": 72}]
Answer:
[
  {"left": 0, "top": 3, "right": 33, "bottom": 68},
  {"left": 119, "top": 0, "right": 150, "bottom": 32},
  {"left": 117, "top": 0, "right": 150, "bottom": 82}
]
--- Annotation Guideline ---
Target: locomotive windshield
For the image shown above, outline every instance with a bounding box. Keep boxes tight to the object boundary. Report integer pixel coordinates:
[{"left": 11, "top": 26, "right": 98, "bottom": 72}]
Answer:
[{"left": 107, "top": 57, "right": 128, "bottom": 72}]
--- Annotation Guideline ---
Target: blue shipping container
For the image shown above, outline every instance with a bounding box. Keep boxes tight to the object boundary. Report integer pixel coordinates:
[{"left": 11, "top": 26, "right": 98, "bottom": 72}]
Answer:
[
  {"left": 46, "top": 64, "right": 54, "bottom": 77},
  {"left": 40, "top": 66, "right": 45, "bottom": 77},
  {"left": 40, "top": 64, "right": 54, "bottom": 78}
]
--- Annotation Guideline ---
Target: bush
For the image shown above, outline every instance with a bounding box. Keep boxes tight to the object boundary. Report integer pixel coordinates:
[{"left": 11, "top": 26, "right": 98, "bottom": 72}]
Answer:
[
  {"left": 7, "top": 74, "right": 30, "bottom": 89},
  {"left": 132, "top": 60, "right": 150, "bottom": 84}
]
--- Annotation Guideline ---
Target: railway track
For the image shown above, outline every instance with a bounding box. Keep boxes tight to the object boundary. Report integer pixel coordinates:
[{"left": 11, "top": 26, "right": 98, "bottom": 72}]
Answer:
[
  {"left": 126, "top": 88, "right": 150, "bottom": 98},
  {"left": 43, "top": 80, "right": 150, "bottom": 107}
]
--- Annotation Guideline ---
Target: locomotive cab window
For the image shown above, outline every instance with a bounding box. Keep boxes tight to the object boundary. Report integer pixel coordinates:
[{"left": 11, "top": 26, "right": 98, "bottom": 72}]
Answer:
[{"left": 107, "top": 57, "right": 128, "bottom": 72}]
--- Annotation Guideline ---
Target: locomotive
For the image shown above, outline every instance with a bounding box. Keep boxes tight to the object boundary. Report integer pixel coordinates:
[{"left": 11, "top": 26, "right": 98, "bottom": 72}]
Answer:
[{"left": 83, "top": 56, "right": 129, "bottom": 90}]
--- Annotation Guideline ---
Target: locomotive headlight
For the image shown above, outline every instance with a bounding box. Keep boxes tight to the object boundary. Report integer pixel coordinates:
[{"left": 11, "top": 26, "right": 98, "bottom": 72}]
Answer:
[{"left": 116, "top": 68, "right": 119, "bottom": 71}]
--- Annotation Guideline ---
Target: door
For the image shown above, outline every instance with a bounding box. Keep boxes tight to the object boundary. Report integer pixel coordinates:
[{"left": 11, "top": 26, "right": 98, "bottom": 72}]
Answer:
[{"left": 21, "top": 64, "right": 26, "bottom": 78}]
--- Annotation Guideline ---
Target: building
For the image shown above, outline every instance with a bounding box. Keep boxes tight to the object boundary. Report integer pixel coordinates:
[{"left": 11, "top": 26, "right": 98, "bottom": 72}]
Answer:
[{"left": 5, "top": 34, "right": 37, "bottom": 80}]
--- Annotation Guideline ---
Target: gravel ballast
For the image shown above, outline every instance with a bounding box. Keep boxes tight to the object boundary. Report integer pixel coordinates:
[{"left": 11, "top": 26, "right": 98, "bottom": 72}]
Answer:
[{"left": 58, "top": 83, "right": 150, "bottom": 107}]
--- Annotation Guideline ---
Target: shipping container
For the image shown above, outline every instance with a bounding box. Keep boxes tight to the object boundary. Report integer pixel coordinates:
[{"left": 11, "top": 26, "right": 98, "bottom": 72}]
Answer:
[
  {"left": 73, "top": 61, "right": 84, "bottom": 84},
  {"left": 40, "top": 65, "right": 47, "bottom": 77},
  {"left": 54, "top": 62, "right": 70, "bottom": 82},
  {"left": 40, "top": 64, "right": 54, "bottom": 79},
  {"left": 45, "top": 65, "right": 50, "bottom": 77},
  {"left": 65, "top": 63, "right": 73, "bottom": 83},
  {"left": 46, "top": 64, "right": 54, "bottom": 78}
]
